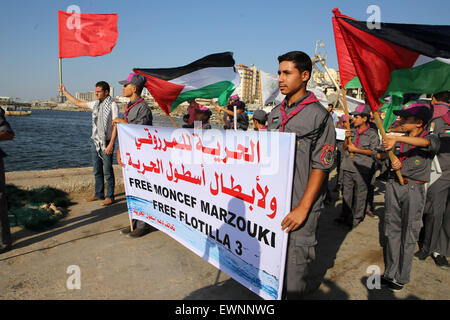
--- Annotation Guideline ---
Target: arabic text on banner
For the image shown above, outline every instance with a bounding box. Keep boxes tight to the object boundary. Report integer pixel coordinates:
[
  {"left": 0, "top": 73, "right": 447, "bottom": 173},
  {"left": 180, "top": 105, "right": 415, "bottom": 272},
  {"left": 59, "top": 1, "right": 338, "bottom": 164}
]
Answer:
[{"left": 117, "top": 124, "right": 296, "bottom": 300}]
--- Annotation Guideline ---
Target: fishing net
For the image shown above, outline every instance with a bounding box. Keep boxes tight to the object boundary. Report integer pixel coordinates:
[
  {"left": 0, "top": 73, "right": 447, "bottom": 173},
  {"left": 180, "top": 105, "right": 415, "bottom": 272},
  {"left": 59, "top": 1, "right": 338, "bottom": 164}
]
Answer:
[{"left": 6, "top": 185, "right": 71, "bottom": 231}]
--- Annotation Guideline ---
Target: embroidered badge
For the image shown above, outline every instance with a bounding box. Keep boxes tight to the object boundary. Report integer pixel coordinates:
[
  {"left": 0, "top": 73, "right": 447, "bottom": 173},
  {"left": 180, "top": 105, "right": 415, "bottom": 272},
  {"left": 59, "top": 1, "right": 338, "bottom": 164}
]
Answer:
[
  {"left": 444, "top": 129, "right": 450, "bottom": 134},
  {"left": 272, "top": 117, "right": 279, "bottom": 124},
  {"left": 415, "top": 159, "right": 421, "bottom": 165},
  {"left": 320, "top": 144, "right": 335, "bottom": 167}
]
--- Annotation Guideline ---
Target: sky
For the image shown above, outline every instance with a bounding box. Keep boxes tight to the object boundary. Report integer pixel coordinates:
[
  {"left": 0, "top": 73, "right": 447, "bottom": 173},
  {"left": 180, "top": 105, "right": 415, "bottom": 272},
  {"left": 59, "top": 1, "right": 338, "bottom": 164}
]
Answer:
[{"left": 0, "top": 0, "right": 449, "bottom": 101}]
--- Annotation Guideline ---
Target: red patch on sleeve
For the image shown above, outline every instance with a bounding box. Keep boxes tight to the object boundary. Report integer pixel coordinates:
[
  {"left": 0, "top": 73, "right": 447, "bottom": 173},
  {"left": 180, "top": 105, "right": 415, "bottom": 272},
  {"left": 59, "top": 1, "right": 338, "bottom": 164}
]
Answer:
[{"left": 320, "top": 144, "right": 335, "bottom": 167}]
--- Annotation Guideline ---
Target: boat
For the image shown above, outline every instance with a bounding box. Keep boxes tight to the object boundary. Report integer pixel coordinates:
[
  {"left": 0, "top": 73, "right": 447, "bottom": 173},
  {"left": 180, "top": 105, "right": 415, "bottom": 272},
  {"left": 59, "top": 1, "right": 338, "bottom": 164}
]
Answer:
[{"left": 1, "top": 106, "right": 32, "bottom": 116}]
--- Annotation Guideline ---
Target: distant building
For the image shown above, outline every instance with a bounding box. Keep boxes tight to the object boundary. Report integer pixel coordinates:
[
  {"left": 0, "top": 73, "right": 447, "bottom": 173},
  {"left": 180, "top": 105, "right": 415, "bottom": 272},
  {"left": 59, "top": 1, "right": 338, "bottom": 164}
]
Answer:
[
  {"left": 234, "top": 64, "right": 260, "bottom": 102},
  {"left": 0, "top": 97, "right": 11, "bottom": 104},
  {"left": 115, "top": 96, "right": 130, "bottom": 104},
  {"left": 76, "top": 91, "right": 96, "bottom": 102},
  {"left": 142, "top": 87, "right": 150, "bottom": 97}
]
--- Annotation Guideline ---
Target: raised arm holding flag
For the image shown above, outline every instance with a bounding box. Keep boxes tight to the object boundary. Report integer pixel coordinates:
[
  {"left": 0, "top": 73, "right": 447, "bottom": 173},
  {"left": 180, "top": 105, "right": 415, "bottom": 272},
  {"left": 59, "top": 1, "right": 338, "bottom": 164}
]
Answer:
[{"left": 57, "top": 10, "right": 118, "bottom": 100}]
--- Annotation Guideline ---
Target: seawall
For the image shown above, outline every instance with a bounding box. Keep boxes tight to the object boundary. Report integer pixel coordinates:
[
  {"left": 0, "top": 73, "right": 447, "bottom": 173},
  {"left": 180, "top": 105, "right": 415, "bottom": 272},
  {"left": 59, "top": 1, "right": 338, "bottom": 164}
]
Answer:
[{"left": 5, "top": 165, "right": 125, "bottom": 194}]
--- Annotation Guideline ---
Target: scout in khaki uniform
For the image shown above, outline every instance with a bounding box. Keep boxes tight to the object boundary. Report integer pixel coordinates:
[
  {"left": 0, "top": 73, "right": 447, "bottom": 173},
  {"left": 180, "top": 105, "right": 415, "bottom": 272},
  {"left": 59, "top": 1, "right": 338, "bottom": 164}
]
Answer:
[
  {"left": 114, "top": 73, "right": 154, "bottom": 238},
  {"left": 416, "top": 91, "right": 450, "bottom": 268},
  {"left": 377, "top": 103, "right": 440, "bottom": 291},
  {"left": 335, "top": 104, "right": 380, "bottom": 229},
  {"left": 267, "top": 51, "right": 336, "bottom": 299}
]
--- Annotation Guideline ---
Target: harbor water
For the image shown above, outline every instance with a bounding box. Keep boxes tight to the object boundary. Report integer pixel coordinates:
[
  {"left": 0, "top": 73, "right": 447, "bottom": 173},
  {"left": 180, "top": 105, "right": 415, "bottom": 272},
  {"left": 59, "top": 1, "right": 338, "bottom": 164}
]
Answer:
[{"left": 1, "top": 109, "right": 187, "bottom": 172}]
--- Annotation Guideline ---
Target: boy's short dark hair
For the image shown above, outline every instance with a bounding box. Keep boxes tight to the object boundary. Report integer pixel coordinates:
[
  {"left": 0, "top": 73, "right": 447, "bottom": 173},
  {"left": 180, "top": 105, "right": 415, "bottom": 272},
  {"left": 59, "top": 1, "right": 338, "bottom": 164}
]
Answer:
[
  {"left": 254, "top": 119, "right": 266, "bottom": 126},
  {"left": 183, "top": 114, "right": 189, "bottom": 120},
  {"left": 433, "top": 91, "right": 450, "bottom": 103},
  {"left": 134, "top": 85, "right": 143, "bottom": 96},
  {"left": 95, "top": 81, "right": 110, "bottom": 94},
  {"left": 278, "top": 51, "right": 312, "bottom": 81},
  {"left": 234, "top": 101, "right": 246, "bottom": 110}
]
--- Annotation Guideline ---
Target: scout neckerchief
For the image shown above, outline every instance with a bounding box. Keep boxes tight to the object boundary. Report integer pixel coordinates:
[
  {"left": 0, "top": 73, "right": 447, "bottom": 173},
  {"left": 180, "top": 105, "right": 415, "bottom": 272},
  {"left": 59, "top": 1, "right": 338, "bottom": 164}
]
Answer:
[
  {"left": 280, "top": 92, "right": 319, "bottom": 132},
  {"left": 124, "top": 97, "right": 144, "bottom": 122},
  {"left": 442, "top": 110, "right": 450, "bottom": 125},
  {"left": 354, "top": 124, "right": 370, "bottom": 148},
  {"left": 397, "top": 129, "right": 428, "bottom": 164}
]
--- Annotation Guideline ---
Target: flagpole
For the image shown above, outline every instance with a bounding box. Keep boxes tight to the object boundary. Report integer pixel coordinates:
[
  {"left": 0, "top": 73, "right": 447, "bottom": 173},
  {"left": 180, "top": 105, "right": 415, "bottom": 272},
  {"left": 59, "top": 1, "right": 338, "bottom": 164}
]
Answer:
[
  {"left": 167, "top": 113, "right": 179, "bottom": 128},
  {"left": 59, "top": 58, "right": 63, "bottom": 101},
  {"left": 318, "top": 58, "right": 354, "bottom": 158},
  {"left": 373, "top": 111, "right": 404, "bottom": 185},
  {"left": 210, "top": 99, "right": 226, "bottom": 127},
  {"left": 339, "top": 91, "right": 355, "bottom": 158}
]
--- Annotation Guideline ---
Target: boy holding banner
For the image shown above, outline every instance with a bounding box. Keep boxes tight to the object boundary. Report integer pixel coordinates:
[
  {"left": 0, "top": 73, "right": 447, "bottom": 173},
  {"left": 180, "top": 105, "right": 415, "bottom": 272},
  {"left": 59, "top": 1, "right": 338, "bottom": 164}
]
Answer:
[
  {"left": 267, "top": 51, "right": 336, "bottom": 298},
  {"left": 114, "top": 73, "right": 154, "bottom": 238}
]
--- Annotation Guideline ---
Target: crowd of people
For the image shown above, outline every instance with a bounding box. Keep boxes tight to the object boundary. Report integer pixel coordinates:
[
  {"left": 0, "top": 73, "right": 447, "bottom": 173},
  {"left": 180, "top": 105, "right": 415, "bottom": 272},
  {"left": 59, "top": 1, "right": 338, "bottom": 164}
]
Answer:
[{"left": 0, "top": 50, "right": 448, "bottom": 301}]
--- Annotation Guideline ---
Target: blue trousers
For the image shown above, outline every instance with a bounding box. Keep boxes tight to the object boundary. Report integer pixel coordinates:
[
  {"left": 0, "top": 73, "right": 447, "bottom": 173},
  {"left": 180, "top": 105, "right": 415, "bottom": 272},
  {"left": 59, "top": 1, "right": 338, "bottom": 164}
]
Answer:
[{"left": 91, "top": 142, "right": 115, "bottom": 200}]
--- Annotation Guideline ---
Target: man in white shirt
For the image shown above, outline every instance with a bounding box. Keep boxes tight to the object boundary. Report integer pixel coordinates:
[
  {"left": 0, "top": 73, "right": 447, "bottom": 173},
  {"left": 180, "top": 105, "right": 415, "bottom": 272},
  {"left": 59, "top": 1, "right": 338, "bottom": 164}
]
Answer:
[{"left": 59, "top": 81, "right": 119, "bottom": 206}]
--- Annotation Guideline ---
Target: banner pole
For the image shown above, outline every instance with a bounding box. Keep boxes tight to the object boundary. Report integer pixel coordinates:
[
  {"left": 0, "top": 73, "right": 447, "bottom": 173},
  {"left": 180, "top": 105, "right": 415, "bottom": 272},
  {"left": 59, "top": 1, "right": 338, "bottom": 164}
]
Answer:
[
  {"left": 167, "top": 113, "right": 179, "bottom": 128},
  {"left": 373, "top": 111, "right": 404, "bottom": 185},
  {"left": 233, "top": 105, "right": 237, "bottom": 131},
  {"left": 129, "top": 217, "right": 134, "bottom": 232}
]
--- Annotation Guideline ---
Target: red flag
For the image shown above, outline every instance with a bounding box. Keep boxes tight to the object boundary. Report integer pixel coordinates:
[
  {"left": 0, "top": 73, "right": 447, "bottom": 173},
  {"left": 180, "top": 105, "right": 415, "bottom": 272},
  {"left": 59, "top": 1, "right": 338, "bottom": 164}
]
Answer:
[
  {"left": 332, "top": 15, "right": 359, "bottom": 89},
  {"left": 58, "top": 11, "right": 118, "bottom": 58},
  {"left": 332, "top": 8, "right": 418, "bottom": 112}
]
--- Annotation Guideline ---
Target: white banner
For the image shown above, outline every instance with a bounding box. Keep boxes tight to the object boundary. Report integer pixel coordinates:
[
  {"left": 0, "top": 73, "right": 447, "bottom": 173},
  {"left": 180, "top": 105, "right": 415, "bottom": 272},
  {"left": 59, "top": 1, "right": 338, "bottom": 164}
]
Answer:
[
  {"left": 342, "top": 95, "right": 364, "bottom": 113},
  {"left": 260, "top": 70, "right": 284, "bottom": 106},
  {"left": 335, "top": 128, "right": 346, "bottom": 141},
  {"left": 117, "top": 124, "right": 296, "bottom": 300},
  {"left": 308, "top": 87, "right": 329, "bottom": 108}
]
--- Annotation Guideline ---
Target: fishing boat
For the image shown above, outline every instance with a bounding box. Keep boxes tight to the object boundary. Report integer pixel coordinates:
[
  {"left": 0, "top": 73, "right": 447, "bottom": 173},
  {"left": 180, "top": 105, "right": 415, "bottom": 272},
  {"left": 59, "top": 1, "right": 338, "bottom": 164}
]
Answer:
[{"left": 1, "top": 106, "right": 32, "bottom": 116}]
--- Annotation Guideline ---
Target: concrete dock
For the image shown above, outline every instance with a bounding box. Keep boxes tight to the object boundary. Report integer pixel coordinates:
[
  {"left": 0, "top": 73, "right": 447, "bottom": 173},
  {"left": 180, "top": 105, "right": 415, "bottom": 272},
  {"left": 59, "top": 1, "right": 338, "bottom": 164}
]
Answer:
[{"left": 0, "top": 167, "right": 448, "bottom": 300}]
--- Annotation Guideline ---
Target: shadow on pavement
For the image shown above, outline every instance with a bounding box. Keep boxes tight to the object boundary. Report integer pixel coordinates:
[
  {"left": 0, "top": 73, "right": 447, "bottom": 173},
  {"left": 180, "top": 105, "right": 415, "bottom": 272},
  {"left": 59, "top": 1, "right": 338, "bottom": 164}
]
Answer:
[
  {"left": 303, "top": 191, "right": 352, "bottom": 298},
  {"left": 184, "top": 181, "right": 353, "bottom": 300},
  {"left": 361, "top": 276, "right": 421, "bottom": 300},
  {"left": 183, "top": 278, "right": 262, "bottom": 300},
  {"left": 302, "top": 279, "right": 349, "bottom": 300}
]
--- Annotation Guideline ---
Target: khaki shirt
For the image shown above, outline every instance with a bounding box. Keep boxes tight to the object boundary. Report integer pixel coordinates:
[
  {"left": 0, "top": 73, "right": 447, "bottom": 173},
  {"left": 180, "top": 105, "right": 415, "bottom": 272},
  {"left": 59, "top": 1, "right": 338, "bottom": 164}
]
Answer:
[
  {"left": 267, "top": 93, "right": 336, "bottom": 210},
  {"left": 432, "top": 116, "right": 450, "bottom": 180},
  {"left": 342, "top": 126, "right": 379, "bottom": 173}
]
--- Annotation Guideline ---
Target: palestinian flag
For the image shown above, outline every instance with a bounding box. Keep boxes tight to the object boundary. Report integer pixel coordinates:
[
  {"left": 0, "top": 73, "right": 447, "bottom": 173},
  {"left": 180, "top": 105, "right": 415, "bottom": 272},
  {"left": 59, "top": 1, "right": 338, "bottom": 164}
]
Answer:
[
  {"left": 134, "top": 52, "right": 240, "bottom": 115},
  {"left": 332, "top": 17, "right": 361, "bottom": 89},
  {"left": 332, "top": 8, "right": 450, "bottom": 112}
]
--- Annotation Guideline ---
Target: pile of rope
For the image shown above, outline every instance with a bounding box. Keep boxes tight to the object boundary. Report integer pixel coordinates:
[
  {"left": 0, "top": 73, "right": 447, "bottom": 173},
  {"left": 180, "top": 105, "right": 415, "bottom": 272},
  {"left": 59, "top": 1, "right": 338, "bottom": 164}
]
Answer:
[{"left": 6, "top": 185, "right": 71, "bottom": 231}]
